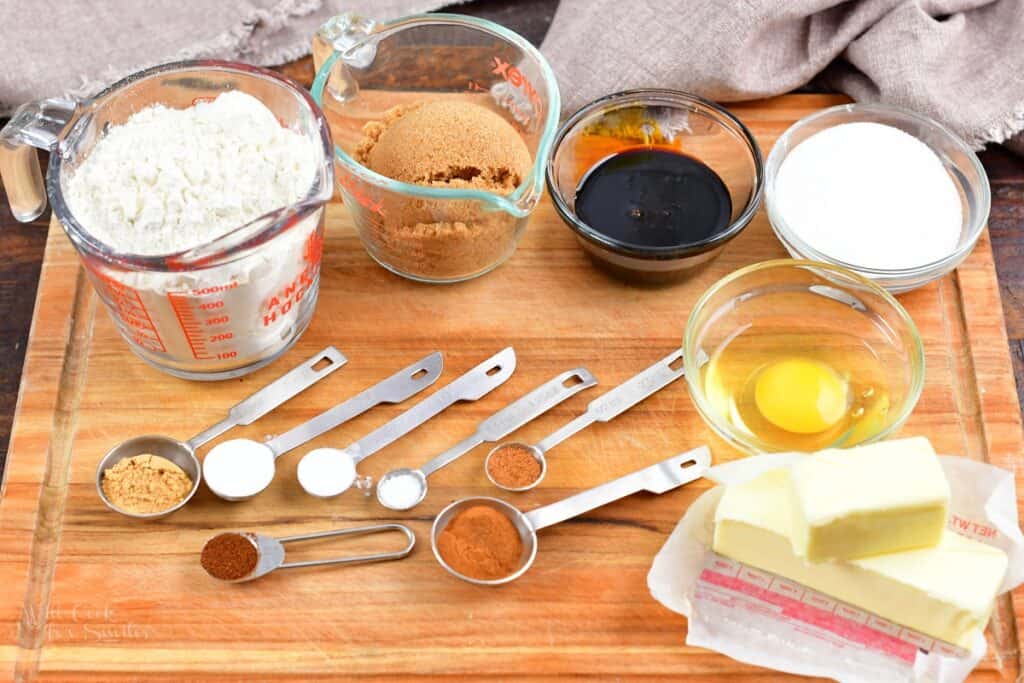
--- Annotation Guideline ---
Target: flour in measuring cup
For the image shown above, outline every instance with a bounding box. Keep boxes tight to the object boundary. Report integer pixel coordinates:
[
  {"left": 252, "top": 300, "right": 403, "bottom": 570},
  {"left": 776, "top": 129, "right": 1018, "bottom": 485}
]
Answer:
[
  {"left": 66, "top": 90, "right": 318, "bottom": 255},
  {"left": 68, "top": 91, "right": 325, "bottom": 372}
]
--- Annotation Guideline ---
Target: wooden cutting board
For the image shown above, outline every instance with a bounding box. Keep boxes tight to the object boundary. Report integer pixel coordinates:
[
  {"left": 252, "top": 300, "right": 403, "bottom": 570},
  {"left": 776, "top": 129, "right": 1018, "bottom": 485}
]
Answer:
[{"left": 1, "top": 94, "right": 1022, "bottom": 681}]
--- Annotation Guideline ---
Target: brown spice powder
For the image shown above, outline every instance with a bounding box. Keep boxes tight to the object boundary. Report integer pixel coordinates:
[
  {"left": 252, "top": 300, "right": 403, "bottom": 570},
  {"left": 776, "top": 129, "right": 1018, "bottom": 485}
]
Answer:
[
  {"left": 201, "top": 533, "right": 259, "bottom": 581},
  {"left": 436, "top": 505, "right": 524, "bottom": 581},
  {"left": 101, "top": 453, "right": 193, "bottom": 514},
  {"left": 487, "top": 444, "right": 542, "bottom": 489}
]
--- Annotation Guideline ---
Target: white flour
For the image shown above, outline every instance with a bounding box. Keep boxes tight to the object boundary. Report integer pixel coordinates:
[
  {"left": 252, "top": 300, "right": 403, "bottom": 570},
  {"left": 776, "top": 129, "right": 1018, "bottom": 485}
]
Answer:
[
  {"left": 773, "top": 122, "right": 963, "bottom": 270},
  {"left": 67, "top": 90, "right": 317, "bottom": 255},
  {"left": 67, "top": 91, "right": 326, "bottom": 375}
]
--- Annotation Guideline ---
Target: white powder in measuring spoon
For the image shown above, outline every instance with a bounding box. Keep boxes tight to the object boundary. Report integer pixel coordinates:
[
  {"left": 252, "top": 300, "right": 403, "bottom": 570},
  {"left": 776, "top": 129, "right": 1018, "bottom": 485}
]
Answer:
[
  {"left": 773, "top": 122, "right": 963, "bottom": 270},
  {"left": 66, "top": 90, "right": 317, "bottom": 255},
  {"left": 377, "top": 472, "right": 425, "bottom": 510},
  {"left": 202, "top": 439, "right": 275, "bottom": 499}
]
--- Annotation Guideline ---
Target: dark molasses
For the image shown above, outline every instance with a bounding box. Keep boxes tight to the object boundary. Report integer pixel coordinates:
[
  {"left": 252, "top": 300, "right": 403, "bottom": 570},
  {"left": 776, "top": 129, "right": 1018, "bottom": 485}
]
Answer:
[{"left": 574, "top": 148, "right": 733, "bottom": 249}]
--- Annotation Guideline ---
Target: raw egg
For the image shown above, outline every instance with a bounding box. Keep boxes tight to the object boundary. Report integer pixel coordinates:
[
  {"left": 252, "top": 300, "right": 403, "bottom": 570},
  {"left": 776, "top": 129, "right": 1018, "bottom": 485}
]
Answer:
[{"left": 754, "top": 358, "right": 849, "bottom": 434}]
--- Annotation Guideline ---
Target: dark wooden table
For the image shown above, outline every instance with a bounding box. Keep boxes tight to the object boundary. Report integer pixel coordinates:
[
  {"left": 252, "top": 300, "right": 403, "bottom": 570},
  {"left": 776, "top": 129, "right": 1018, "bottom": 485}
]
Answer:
[{"left": 1, "top": 0, "right": 1022, "bottom": 478}]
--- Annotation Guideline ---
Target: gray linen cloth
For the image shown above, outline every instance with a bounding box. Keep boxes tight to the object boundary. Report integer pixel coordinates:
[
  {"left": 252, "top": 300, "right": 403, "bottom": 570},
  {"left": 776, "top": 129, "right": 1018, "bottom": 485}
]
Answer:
[{"left": 1, "top": 0, "right": 1022, "bottom": 152}]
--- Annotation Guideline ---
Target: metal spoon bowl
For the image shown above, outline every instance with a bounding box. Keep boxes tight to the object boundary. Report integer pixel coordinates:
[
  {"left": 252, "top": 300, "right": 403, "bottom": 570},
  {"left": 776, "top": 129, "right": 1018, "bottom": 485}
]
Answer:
[
  {"left": 96, "top": 347, "right": 346, "bottom": 517},
  {"left": 431, "top": 496, "right": 538, "bottom": 586},
  {"left": 297, "top": 347, "right": 517, "bottom": 499},
  {"left": 433, "top": 447, "right": 710, "bottom": 585},
  {"left": 203, "top": 352, "right": 443, "bottom": 501},
  {"left": 96, "top": 435, "right": 202, "bottom": 520},
  {"left": 204, "top": 523, "right": 417, "bottom": 583},
  {"left": 375, "top": 468, "right": 428, "bottom": 510},
  {"left": 482, "top": 348, "right": 688, "bottom": 493},
  {"left": 375, "top": 368, "right": 597, "bottom": 511},
  {"left": 484, "top": 441, "right": 548, "bottom": 492}
]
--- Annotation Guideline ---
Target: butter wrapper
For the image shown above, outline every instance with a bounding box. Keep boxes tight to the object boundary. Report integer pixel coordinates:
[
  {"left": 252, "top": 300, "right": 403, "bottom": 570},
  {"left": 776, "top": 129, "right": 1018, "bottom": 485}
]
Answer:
[{"left": 648, "top": 454, "right": 1024, "bottom": 683}]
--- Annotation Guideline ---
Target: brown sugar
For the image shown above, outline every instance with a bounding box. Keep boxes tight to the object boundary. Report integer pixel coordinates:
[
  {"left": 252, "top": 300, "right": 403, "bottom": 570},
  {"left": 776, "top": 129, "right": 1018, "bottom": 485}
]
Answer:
[
  {"left": 436, "top": 504, "right": 524, "bottom": 581},
  {"left": 201, "top": 533, "right": 259, "bottom": 581},
  {"left": 487, "top": 444, "right": 542, "bottom": 489},
  {"left": 354, "top": 100, "right": 532, "bottom": 279},
  {"left": 356, "top": 100, "right": 530, "bottom": 191}
]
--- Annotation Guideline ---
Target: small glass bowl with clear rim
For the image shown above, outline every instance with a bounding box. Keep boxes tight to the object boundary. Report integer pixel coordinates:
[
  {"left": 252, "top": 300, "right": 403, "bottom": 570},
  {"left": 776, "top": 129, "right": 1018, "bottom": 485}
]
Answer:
[
  {"left": 764, "top": 103, "right": 990, "bottom": 294},
  {"left": 546, "top": 89, "right": 764, "bottom": 283},
  {"left": 682, "top": 259, "right": 925, "bottom": 454}
]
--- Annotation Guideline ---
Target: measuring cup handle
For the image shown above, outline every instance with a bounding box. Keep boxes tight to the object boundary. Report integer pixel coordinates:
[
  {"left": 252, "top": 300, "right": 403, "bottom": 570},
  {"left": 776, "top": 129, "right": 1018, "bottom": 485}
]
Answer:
[
  {"left": 523, "top": 447, "right": 710, "bottom": 531},
  {"left": 0, "top": 97, "right": 77, "bottom": 222},
  {"left": 277, "top": 523, "right": 416, "bottom": 569}
]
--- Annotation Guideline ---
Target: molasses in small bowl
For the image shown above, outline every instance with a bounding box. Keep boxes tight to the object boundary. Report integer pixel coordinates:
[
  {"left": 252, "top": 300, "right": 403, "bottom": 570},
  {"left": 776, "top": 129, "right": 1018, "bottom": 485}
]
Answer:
[{"left": 546, "top": 90, "right": 764, "bottom": 282}]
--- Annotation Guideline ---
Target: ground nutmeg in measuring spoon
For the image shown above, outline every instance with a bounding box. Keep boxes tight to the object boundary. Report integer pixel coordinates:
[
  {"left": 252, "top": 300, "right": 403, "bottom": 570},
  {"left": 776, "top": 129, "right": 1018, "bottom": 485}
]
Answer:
[
  {"left": 201, "top": 533, "right": 259, "bottom": 581},
  {"left": 487, "top": 444, "right": 542, "bottom": 489},
  {"left": 436, "top": 505, "right": 524, "bottom": 580}
]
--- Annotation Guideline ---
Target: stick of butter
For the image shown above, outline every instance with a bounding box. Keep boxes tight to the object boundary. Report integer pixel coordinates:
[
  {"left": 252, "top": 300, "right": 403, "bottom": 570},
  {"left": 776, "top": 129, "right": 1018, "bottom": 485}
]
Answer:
[
  {"left": 713, "top": 467, "right": 1007, "bottom": 650},
  {"left": 787, "top": 437, "right": 950, "bottom": 561}
]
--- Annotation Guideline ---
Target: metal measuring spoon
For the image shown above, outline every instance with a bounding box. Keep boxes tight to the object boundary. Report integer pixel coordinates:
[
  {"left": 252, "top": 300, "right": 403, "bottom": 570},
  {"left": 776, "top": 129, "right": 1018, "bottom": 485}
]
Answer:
[
  {"left": 96, "top": 347, "right": 346, "bottom": 518},
  {"left": 376, "top": 368, "right": 598, "bottom": 511},
  {"left": 433, "top": 446, "right": 710, "bottom": 585},
  {"left": 202, "top": 523, "right": 416, "bottom": 583},
  {"left": 485, "top": 348, "right": 687, "bottom": 492},
  {"left": 202, "top": 352, "right": 443, "bottom": 501},
  {"left": 298, "top": 347, "right": 517, "bottom": 498}
]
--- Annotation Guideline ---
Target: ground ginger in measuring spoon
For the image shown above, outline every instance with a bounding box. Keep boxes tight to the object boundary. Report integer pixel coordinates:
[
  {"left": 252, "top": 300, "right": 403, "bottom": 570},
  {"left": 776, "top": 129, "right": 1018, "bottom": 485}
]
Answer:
[
  {"left": 63, "top": 91, "right": 323, "bottom": 370},
  {"left": 773, "top": 122, "right": 962, "bottom": 270}
]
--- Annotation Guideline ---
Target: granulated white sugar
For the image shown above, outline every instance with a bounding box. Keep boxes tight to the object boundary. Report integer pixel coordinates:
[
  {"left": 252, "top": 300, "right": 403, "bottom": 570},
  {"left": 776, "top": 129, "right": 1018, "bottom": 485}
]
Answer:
[{"left": 773, "top": 122, "right": 963, "bottom": 270}]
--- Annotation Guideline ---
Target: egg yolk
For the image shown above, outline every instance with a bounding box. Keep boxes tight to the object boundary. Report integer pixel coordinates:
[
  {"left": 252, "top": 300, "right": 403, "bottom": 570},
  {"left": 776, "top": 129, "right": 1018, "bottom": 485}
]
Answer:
[{"left": 754, "top": 358, "right": 849, "bottom": 434}]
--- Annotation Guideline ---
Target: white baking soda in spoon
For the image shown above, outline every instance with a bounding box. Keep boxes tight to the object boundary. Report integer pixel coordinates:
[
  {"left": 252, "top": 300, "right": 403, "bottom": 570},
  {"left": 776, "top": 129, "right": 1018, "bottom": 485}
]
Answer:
[{"left": 773, "top": 122, "right": 962, "bottom": 270}]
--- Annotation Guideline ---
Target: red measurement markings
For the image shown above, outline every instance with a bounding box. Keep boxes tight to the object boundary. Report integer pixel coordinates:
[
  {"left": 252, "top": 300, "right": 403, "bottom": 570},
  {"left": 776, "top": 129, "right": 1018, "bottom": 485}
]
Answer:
[
  {"left": 167, "top": 291, "right": 211, "bottom": 360},
  {"left": 86, "top": 267, "right": 166, "bottom": 352}
]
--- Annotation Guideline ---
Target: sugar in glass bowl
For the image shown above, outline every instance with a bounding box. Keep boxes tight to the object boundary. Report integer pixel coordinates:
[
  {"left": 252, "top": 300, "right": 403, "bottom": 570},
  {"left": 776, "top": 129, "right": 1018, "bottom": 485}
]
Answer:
[
  {"left": 683, "top": 260, "right": 925, "bottom": 455},
  {"left": 765, "top": 103, "right": 990, "bottom": 294}
]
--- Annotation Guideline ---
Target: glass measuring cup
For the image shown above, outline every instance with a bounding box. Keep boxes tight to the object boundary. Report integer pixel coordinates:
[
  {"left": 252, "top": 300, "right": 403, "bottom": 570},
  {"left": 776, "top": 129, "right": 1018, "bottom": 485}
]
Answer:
[
  {"left": 310, "top": 12, "right": 560, "bottom": 283},
  {"left": 432, "top": 447, "right": 710, "bottom": 585},
  {"left": 202, "top": 351, "right": 442, "bottom": 501},
  {"left": 202, "top": 523, "right": 415, "bottom": 583},
  {"left": 95, "top": 347, "right": 345, "bottom": 519},
  {"left": 485, "top": 348, "right": 687, "bottom": 491},
  {"left": 0, "top": 61, "right": 334, "bottom": 380},
  {"left": 376, "top": 367, "right": 597, "bottom": 511}
]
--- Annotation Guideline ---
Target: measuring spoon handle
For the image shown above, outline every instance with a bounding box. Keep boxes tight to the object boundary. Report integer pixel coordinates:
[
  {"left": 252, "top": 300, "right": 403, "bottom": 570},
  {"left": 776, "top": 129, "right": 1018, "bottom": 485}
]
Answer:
[
  {"left": 188, "top": 346, "right": 347, "bottom": 449},
  {"left": 348, "top": 347, "right": 516, "bottom": 465},
  {"left": 536, "top": 349, "right": 685, "bottom": 453},
  {"left": 586, "top": 347, "right": 686, "bottom": 422},
  {"left": 419, "top": 367, "right": 597, "bottom": 478},
  {"left": 278, "top": 523, "right": 416, "bottom": 569},
  {"left": 266, "top": 352, "right": 443, "bottom": 457},
  {"left": 523, "top": 446, "right": 710, "bottom": 531}
]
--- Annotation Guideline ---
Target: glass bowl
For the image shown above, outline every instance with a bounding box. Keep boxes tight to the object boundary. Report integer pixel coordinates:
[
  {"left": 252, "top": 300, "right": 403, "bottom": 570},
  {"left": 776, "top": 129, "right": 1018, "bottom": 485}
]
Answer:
[
  {"left": 683, "top": 259, "right": 925, "bottom": 454},
  {"left": 311, "top": 12, "right": 561, "bottom": 284},
  {"left": 765, "top": 103, "right": 990, "bottom": 294},
  {"left": 546, "top": 89, "right": 763, "bottom": 283}
]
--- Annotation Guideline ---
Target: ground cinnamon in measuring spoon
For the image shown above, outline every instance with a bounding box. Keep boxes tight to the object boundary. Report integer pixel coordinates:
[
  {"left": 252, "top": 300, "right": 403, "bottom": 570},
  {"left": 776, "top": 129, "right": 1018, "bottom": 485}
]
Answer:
[
  {"left": 487, "top": 444, "right": 542, "bottom": 488},
  {"left": 201, "top": 533, "right": 259, "bottom": 581},
  {"left": 436, "top": 505, "right": 524, "bottom": 580}
]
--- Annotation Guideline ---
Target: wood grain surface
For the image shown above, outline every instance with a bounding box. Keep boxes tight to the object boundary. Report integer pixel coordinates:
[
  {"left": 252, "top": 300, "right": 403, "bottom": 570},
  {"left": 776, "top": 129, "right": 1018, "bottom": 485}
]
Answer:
[{"left": 0, "top": 94, "right": 1021, "bottom": 681}]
